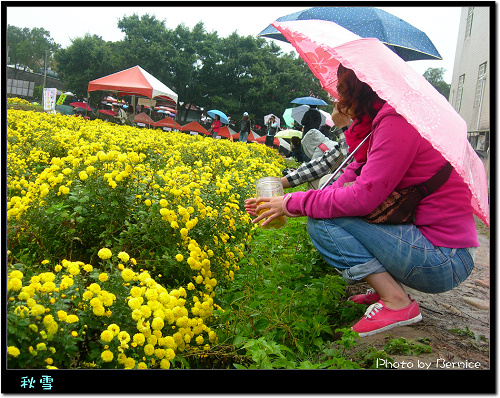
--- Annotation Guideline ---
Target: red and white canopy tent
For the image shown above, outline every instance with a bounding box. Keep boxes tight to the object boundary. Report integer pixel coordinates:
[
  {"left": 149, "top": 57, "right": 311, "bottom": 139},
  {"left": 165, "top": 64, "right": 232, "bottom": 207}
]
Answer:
[
  {"left": 155, "top": 116, "right": 182, "bottom": 131},
  {"left": 88, "top": 65, "right": 178, "bottom": 127},
  {"left": 231, "top": 129, "right": 262, "bottom": 142},
  {"left": 181, "top": 121, "right": 209, "bottom": 136}
]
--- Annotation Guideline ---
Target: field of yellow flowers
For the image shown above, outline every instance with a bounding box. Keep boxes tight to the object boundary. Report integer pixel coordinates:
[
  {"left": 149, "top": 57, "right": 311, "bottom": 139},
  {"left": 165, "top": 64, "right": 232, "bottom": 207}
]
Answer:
[{"left": 6, "top": 100, "right": 286, "bottom": 370}]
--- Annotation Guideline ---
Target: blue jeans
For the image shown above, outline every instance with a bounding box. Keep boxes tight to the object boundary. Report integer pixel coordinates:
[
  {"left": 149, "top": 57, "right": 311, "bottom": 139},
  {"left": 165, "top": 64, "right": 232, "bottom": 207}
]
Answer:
[
  {"left": 239, "top": 131, "right": 249, "bottom": 143},
  {"left": 307, "top": 217, "right": 475, "bottom": 293}
]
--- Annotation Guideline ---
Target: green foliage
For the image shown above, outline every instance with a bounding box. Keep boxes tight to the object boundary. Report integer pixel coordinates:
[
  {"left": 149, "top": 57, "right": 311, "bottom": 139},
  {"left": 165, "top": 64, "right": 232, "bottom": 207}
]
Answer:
[
  {"left": 55, "top": 34, "right": 120, "bottom": 97},
  {"left": 423, "top": 67, "right": 451, "bottom": 99},
  {"left": 383, "top": 336, "right": 432, "bottom": 355},
  {"left": 7, "top": 25, "right": 60, "bottom": 79},
  {"left": 450, "top": 326, "right": 489, "bottom": 351},
  {"left": 22, "top": 13, "right": 328, "bottom": 121}
]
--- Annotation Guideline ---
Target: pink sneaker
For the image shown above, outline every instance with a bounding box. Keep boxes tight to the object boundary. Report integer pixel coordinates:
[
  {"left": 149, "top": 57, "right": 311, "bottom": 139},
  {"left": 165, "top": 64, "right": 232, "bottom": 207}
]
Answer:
[
  {"left": 352, "top": 299, "right": 422, "bottom": 337},
  {"left": 349, "top": 288, "right": 381, "bottom": 305}
]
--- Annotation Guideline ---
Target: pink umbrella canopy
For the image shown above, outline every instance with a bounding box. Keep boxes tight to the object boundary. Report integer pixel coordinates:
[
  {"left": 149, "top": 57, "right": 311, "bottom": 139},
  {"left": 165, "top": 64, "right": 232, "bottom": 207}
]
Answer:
[
  {"left": 99, "top": 109, "right": 116, "bottom": 116},
  {"left": 272, "top": 20, "right": 489, "bottom": 226},
  {"left": 70, "top": 102, "right": 92, "bottom": 111}
]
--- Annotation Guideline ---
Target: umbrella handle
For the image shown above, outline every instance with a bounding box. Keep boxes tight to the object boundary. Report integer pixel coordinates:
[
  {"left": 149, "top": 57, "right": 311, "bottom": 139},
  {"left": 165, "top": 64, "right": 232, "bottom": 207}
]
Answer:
[{"left": 319, "top": 131, "right": 372, "bottom": 190}]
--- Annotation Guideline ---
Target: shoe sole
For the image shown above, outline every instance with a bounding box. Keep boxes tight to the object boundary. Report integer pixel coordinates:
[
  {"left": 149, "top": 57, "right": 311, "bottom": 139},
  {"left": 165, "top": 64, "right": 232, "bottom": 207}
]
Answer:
[
  {"left": 349, "top": 298, "right": 380, "bottom": 305},
  {"left": 355, "top": 314, "right": 423, "bottom": 337}
]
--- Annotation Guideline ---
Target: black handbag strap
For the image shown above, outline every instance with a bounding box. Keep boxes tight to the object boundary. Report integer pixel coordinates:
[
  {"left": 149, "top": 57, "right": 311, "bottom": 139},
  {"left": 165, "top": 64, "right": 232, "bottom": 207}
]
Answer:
[
  {"left": 415, "top": 162, "right": 453, "bottom": 197},
  {"left": 354, "top": 161, "right": 452, "bottom": 197}
]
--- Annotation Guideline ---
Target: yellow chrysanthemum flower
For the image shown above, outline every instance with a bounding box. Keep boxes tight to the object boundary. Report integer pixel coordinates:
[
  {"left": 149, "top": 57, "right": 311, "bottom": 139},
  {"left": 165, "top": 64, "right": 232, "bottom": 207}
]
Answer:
[
  {"left": 107, "top": 324, "right": 120, "bottom": 336},
  {"left": 7, "top": 346, "right": 20, "bottom": 357},
  {"left": 100, "top": 330, "right": 114, "bottom": 343},
  {"left": 101, "top": 350, "right": 114, "bottom": 362},
  {"left": 117, "top": 252, "right": 130, "bottom": 263},
  {"left": 97, "top": 248, "right": 112, "bottom": 260},
  {"left": 121, "top": 269, "right": 135, "bottom": 282}
]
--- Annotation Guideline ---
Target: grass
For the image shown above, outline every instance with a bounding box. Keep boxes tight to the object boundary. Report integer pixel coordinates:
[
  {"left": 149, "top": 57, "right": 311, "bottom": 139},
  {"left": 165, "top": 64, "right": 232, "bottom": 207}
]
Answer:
[{"left": 475, "top": 215, "right": 490, "bottom": 239}]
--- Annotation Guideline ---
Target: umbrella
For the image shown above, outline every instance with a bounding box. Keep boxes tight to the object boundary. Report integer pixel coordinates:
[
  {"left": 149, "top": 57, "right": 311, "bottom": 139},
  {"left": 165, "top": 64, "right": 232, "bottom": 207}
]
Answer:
[
  {"left": 207, "top": 109, "right": 229, "bottom": 124},
  {"left": 320, "top": 110, "right": 335, "bottom": 127},
  {"left": 55, "top": 105, "right": 75, "bottom": 115},
  {"left": 277, "top": 137, "right": 291, "bottom": 152},
  {"left": 99, "top": 109, "right": 116, "bottom": 116},
  {"left": 291, "top": 105, "right": 331, "bottom": 126},
  {"left": 282, "top": 108, "right": 296, "bottom": 127},
  {"left": 70, "top": 102, "right": 92, "bottom": 111},
  {"left": 264, "top": 113, "right": 281, "bottom": 129},
  {"left": 275, "top": 129, "right": 303, "bottom": 139},
  {"left": 259, "top": 7, "right": 442, "bottom": 61},
  {"left": 271, "top": 19, "right": 489, "bottom": 226},
  {"left": 291, "top": 96, "right": 328, "bottom": 106}
]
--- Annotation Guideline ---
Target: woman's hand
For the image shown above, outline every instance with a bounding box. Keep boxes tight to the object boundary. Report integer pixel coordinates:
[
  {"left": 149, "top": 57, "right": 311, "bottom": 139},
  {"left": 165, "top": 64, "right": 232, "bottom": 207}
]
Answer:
[
  {"left": 244, "top": 197, "right": 258, "bottom": 217},
  {"left": 331, "top": 102, "right": 351, "bottom": 128},
  {"left": 245, "top": 196, "right": 285, "bottom": 227}
]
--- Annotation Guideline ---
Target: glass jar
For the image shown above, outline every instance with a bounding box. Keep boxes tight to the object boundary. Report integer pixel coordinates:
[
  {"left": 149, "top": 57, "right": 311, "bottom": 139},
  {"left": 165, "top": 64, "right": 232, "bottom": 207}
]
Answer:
[{"left": 255, "top": 176, "right": 287, "bottom": 229}]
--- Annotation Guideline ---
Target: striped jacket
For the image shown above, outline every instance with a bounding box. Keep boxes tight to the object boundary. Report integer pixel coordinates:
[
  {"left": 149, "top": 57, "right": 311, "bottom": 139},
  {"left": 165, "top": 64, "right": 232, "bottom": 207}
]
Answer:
[{"left": 285, "top": 132, "right": 350, "bottom": 188}]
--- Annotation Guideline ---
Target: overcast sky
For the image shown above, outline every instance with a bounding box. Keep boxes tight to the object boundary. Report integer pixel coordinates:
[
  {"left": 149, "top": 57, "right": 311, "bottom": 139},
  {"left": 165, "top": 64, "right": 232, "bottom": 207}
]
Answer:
[{"left": 6, "top": 5, "right": 463, "bottom": 83}]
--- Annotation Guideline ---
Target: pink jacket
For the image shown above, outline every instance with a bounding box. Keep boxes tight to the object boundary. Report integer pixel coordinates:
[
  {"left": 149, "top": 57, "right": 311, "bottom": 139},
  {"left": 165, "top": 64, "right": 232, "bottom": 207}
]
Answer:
[
  {"left": 284, "top": 103, "right": 478, "bottom": 248},
  {"left": 211, "top": 120, "right": 221, "bottom": 132}
]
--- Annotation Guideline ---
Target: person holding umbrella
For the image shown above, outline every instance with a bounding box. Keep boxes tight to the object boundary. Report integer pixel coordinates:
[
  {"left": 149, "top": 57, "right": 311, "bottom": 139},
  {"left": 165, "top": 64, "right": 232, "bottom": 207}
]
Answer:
[
  {"left": 208, "top": 114, "right": 222, "bottom": 138},
  {"left": 245, "top": 65, "right": 479, "bottom": 337},
  {"left": 239, "top": 112, "right": 251, "bottom": 143},
  {"left": 301, "top": 105, "right": 322, "bottom": 134},
  {"left": 265, "top": 115, "right": 278, "bottom": 147}
]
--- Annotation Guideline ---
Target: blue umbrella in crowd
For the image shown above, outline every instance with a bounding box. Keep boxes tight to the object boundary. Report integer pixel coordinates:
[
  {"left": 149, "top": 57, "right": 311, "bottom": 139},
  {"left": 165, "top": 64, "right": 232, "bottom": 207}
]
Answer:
[
  {"left": 258, "top": 6, "right": 442, "bottom": 61},
  {"left": 207, "top": 109, "right": 229, "bottom": 124},
  {"left": 291, "top": 96, "right": 328, "bottom": 106}
]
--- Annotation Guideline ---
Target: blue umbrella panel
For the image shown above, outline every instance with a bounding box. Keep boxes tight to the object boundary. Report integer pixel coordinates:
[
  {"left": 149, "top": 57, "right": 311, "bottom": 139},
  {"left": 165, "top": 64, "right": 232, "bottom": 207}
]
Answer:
[
  {"left": 207, "top": 109, "right": 229, "bottom": 124},
  {"left": 258, "top": 7, "right": 442, "bottom": 61},
  {"left": 291, "top": 96, "right": 328, "bottom": 106}
]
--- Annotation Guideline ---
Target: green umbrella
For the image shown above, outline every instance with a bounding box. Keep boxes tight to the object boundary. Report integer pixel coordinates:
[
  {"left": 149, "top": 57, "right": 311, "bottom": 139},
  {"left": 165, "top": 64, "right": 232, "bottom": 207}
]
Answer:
[
  {"left": 282, "top": 108, "right": 295, "bottom": 128},
  {"left": 55, "top": 105, "right": 75, "bottom": 116}
]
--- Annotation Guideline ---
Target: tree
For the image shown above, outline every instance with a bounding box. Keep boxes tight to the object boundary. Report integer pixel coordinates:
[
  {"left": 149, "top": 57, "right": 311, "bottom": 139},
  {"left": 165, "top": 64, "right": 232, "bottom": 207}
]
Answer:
[
  {"left": 7, "top": 25, "right": 60, "bottom": 79},
  {"left": 116, "top": 13, "right": 170, "bottom": 76},
  {"left": 423, "top": 68, "right": 450, "bottom": 99},
  {"left": 54, "top": 13, "right": 331, "bottom": 123},
  {"left": 55, "top": 34, "right": 119, "bottom": 98}
]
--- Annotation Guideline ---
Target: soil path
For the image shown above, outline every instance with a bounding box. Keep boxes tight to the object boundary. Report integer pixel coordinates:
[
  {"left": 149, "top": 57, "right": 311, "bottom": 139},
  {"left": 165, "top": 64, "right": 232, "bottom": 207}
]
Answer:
[{"left": 347, "top": 231, "right": 490, "bottom": 370}]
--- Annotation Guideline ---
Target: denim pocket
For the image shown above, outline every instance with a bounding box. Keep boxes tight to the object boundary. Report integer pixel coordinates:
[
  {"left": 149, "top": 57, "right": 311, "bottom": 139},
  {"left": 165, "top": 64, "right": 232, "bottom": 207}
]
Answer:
[
  {"left": 452, "top": 248, "right": 475, "bottom": 286},
  {"left": 405, "top": 260, "right": 454, "bottom": 293},
  {"left": 405, "top": 247, "right": 475, "bottom": 293}
]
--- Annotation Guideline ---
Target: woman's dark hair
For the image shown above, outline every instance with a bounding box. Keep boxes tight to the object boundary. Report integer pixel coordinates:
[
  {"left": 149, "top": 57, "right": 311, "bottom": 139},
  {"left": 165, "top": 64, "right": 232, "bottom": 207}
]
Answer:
[{"left": 336, "top": 64, "right": 385, "bottom": 123}]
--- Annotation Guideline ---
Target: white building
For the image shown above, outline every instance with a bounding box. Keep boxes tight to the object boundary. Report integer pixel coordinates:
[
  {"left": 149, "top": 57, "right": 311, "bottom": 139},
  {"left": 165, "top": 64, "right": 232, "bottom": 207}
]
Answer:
[{"left": 449, "top": 6, "right": 490, "bottom": 184}]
